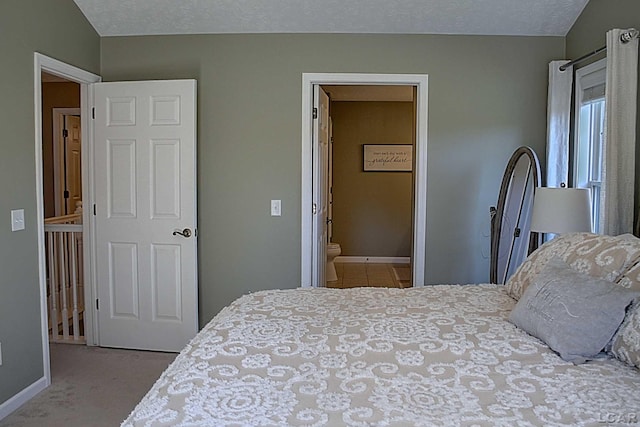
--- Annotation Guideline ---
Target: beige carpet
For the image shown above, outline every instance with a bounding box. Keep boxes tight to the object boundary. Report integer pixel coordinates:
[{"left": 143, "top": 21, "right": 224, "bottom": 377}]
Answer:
[{"left": 0, "top": 343, "right": 176, "bottom": 427}]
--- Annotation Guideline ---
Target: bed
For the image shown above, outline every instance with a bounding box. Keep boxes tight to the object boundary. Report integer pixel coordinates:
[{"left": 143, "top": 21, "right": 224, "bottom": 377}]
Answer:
[{"left": 123, "top": 233, "right": 640, "bottom": 426}]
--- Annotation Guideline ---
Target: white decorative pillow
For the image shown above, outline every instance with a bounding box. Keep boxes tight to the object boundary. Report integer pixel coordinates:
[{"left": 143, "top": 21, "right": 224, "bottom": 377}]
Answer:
[
  {"left": 505, "top": 233, "right": 640, "bottom": 301},
  {"left": 509, "top": 257, "right": 640, "bottom": 364}
]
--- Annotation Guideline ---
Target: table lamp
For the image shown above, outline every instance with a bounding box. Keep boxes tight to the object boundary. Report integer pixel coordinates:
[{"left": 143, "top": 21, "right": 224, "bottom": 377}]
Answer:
[{"left": 530, "top": 187, "right": 593, "bottom": 234}]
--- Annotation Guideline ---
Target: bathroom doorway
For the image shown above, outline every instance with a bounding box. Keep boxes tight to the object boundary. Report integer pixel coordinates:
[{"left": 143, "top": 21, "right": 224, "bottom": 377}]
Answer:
[
  {"left": 301, "top": 73, "right": 429, "bottom": 289},
  {"left": 323, "top": 85, "right": 415, "bottom": 288}
]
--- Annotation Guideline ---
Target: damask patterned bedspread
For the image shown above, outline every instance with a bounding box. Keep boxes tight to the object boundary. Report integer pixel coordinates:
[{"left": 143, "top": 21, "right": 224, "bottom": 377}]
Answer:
[{"left": 122, "top": 285, "right": 640, "bottom": 426}]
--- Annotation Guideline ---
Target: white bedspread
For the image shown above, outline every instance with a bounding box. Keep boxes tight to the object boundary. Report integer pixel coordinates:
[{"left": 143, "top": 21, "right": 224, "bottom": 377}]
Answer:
[{"left": 122, "top": 285, "right": 640, "bottom": 426}]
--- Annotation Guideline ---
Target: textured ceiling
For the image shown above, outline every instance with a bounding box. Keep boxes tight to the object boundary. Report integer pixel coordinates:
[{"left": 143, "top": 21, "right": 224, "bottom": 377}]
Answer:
[{"left": 73, "top": 0, "right": 589, "bottom": 37}]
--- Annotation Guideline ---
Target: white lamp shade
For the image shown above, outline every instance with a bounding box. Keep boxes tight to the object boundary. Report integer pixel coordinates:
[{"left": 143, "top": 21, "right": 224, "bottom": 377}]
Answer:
[{"left": 530, "top": 187, "right": 592, "bottom": 234}]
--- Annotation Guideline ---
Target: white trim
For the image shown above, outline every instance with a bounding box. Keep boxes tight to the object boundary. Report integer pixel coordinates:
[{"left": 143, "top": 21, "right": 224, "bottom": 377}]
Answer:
[
  {"left": 301, "top": 73, "right": 428, "bottom": 288},
  {"left": 34, "top": 53, "right": 101, "bottom": 400},
  {"left": 52, "top": 108, "right": 81, "bottom": 216},
  {"left": 0, "top": 377, "right": 48, "bottom": 420},
  {"left": 336, "top": 256, "right": 411, "bottom": 264}
]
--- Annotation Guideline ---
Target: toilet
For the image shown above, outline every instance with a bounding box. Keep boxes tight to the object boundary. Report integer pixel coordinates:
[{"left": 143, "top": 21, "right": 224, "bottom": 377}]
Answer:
[{"left": 326, "top": 242, "right": 342, "bottom": 282}]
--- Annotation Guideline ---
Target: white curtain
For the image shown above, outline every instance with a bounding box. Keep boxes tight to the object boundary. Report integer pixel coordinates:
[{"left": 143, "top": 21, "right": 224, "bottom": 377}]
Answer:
[
  {"left": 546, "top": 61, "right": 573, "bottom": 188},
  {"left": 602, "top": 28, "right": 639, "bottom": 235}
]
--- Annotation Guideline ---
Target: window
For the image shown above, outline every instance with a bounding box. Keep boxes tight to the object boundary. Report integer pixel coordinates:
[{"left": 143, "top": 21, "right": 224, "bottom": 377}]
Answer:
[{"left": 574, "top": 59, "right": 606, "bottom": 234}]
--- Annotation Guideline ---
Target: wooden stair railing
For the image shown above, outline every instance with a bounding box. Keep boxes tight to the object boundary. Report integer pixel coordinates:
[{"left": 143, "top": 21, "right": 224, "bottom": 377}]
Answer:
[{"left": 44, "top": 214, "right": 85, "bottom": 343}]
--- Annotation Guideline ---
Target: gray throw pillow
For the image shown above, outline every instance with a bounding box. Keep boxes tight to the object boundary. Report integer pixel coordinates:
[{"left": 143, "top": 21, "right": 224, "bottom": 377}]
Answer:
[{"left": 509, "top": 257, "right": 640, "bottom": 364}]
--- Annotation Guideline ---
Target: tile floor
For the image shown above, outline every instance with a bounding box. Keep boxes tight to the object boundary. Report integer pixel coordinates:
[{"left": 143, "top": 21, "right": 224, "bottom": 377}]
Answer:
[{"left": 327, "top": 263, "right": 412, "bottom": 288}]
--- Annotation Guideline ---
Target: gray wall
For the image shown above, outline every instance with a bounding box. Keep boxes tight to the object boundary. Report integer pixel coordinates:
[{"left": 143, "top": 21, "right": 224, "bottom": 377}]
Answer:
[
  {"left": 331, "top": 101, "right": 413, "bottom": 257},
  {"left": 566, "top": 0, "right": 640, "bottom": 227},
  {"left": 0, "top": 0, "right": 100, "bottom": 406},
  {"left": 101, "top": 34, "right": 563, "bottom": 322}
]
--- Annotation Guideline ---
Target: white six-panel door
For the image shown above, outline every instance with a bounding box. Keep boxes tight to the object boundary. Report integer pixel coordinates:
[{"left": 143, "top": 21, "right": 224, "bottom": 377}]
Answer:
[{"left": 93, "top": 80, "right": 198, "bottom": 351}]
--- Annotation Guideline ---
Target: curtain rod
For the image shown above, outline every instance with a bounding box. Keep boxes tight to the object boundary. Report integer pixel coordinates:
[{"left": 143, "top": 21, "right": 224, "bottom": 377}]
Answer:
[
  {"left": 559, "top": 46, "right": 606, "bottom": 71},
  {"left": 559, "top": 29, "right": 639, "bottom": 72}
]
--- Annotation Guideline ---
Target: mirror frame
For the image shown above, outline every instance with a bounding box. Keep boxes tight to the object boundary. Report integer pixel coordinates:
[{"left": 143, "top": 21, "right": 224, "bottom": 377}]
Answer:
[{"left": 490, "top": 146, "right": 541, "bottom": 284}]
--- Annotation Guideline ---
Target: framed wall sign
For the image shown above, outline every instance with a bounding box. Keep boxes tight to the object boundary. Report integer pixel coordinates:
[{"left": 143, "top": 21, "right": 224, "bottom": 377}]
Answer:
[{"left": 363, "top": 144, "right": 413, "bottom": 171}]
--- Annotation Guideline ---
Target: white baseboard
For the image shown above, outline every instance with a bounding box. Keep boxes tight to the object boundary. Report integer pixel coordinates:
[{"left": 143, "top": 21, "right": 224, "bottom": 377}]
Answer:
[
  {"left": 0, "top": 377, "right": 48, "bottom": 421},
  {"left": 335, "top": 256, "right": 410, "bottom": 264}
]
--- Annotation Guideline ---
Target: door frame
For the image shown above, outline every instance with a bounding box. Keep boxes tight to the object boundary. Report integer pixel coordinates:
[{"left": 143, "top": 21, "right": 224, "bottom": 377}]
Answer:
[
  {"left": 34, "top": 53, "right": 101, "bottom": 385},
  {"left": 301, "top": 73, "right": 428, "bottom": 287},
  {"left": 52, "top": 108, "right": 81, "bottom": 216}
]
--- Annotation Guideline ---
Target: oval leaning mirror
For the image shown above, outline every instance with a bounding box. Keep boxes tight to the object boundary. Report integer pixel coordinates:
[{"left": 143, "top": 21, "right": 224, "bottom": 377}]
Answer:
[{"left": 490, "top": 146, "right": 541, "bottom": 284}]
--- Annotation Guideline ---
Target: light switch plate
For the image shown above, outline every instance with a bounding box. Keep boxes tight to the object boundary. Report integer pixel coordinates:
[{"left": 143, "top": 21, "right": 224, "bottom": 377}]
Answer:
[
  {"left": 11, "top": 209, "right": 25, "bottom": 231},
  {"left": 271, "top": 200, "right": 281, "bottom": 216}
]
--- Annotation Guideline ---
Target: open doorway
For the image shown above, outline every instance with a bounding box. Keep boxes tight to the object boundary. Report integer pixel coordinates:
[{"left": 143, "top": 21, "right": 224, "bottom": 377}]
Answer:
[
  {"left": 31, "top": 54, "right": 198, "bottom": 412},
  {"left": 323, "top": 85, "right": 415, "bottom": 288},
  {"left": 41, "top": 72, "right": 85, "bottom": 344},
  {"left": 301, "top": 73, "right": 428, "bottom": 289},
  {"left": 36, "top": 54, "right": 200, "bottom": 357},
  {"left": 34, "top": 53, "right": 101, "bottom": 389}
]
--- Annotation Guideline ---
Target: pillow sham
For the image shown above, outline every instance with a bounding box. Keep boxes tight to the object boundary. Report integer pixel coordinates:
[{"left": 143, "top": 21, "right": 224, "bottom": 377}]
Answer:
[
  {"left": 505, "top": 232, "right": 640, "bottom": 301},
  {"left": 610, "top": 257, "right": 640, "bottom": 370},
  {"left": 509, "top": 257, "right": 640, "bottom": 364},
  {"left": 611, "top": 301, "right": 640, "bottom": 369},
  {"left": 617, "top": 256, "right": 640, "bottom": 291}
]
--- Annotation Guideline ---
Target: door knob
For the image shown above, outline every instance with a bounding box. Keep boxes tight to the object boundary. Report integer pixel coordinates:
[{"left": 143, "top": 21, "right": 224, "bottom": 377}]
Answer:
[{"left": 173, "top": 228, "right": 192, "bottom": 238}]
